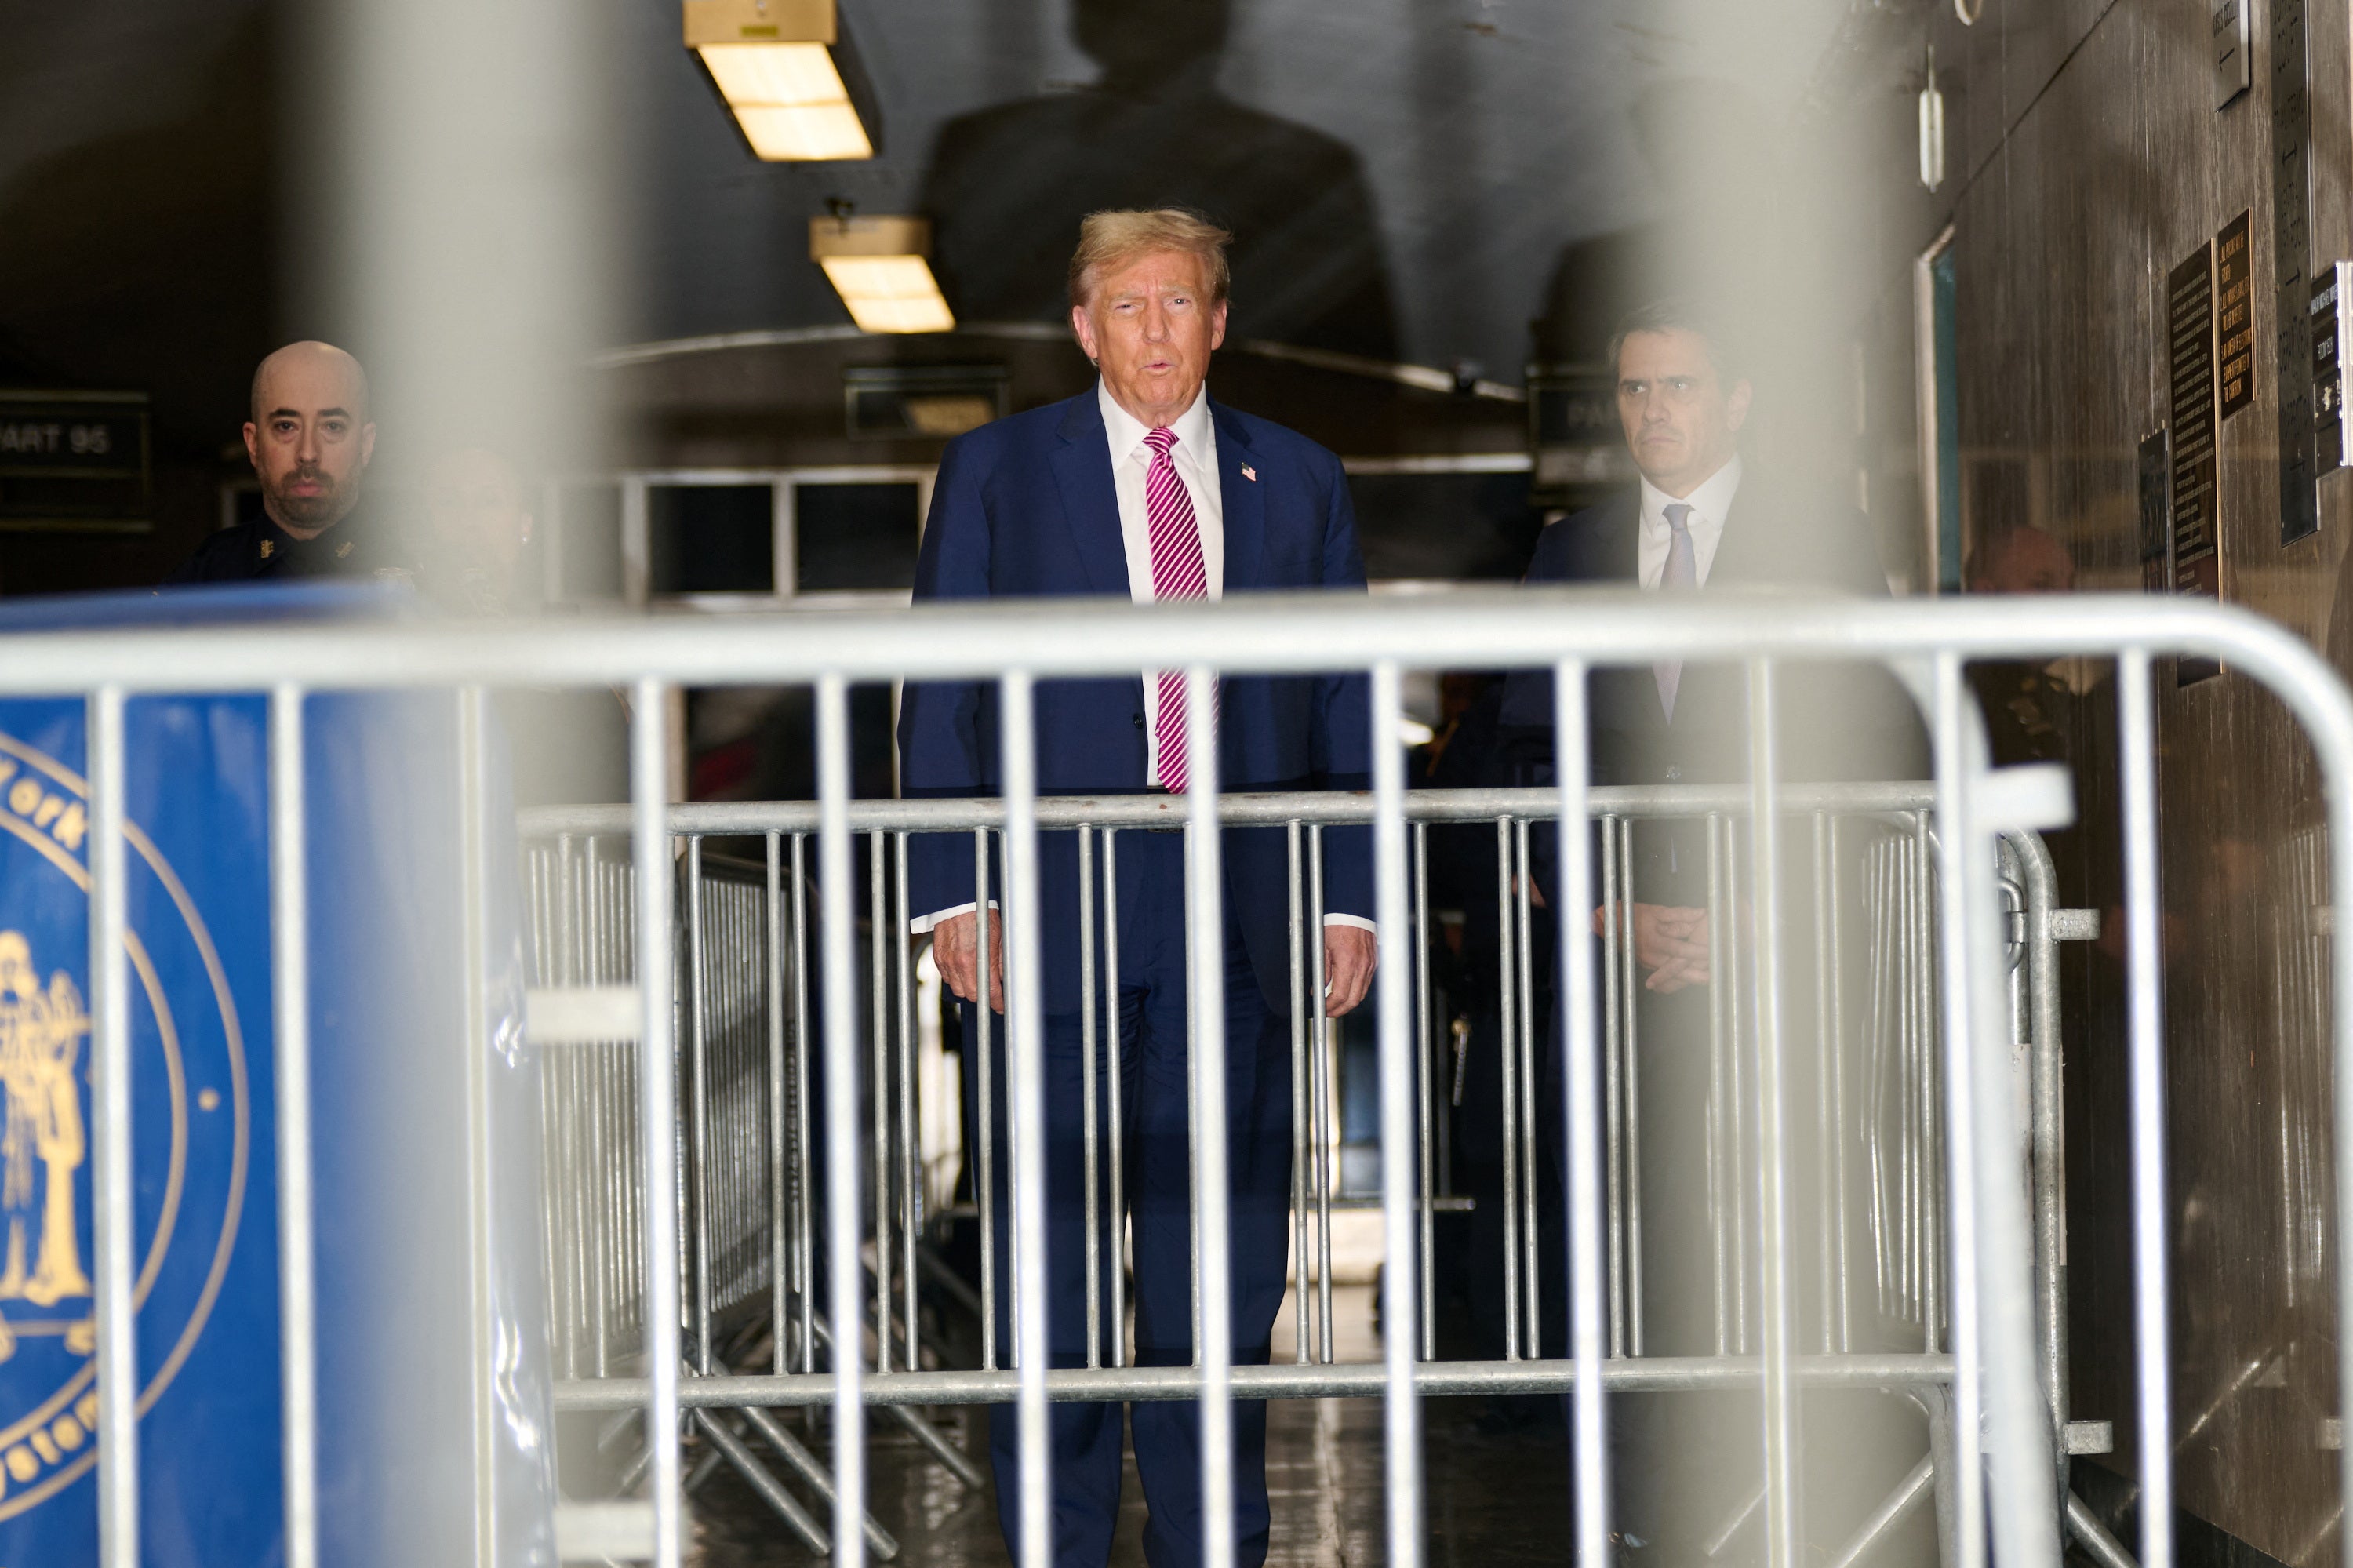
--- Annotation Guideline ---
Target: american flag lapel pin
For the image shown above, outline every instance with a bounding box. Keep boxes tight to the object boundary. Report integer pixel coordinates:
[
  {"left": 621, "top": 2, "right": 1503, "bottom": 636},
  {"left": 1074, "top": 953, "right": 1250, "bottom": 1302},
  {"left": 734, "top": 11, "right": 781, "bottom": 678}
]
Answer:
[{"left": 1241, "top": 463, "right": 1257, "bottom": 482}]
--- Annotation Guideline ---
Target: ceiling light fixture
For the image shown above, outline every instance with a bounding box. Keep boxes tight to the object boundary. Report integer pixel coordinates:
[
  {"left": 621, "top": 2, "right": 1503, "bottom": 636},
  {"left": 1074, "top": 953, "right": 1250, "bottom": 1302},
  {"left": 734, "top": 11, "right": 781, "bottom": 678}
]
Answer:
[
  {"left": 811, "top": 215, "right": 955, "bottom": 334},
  {"left": 686, "top": 0, "right": 873, "bottom": 162}
]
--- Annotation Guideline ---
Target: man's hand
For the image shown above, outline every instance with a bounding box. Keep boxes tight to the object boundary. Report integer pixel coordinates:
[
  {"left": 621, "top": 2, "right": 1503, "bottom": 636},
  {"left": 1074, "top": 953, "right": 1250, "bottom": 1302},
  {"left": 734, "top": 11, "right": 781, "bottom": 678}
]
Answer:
[
  {"left": 1322, "top": 924, "right": 1377, "bottom": 1017},
  {"left": 931, "top": 910, "right": 1005, "bottom": 1013},
  {"left": 1591, "top": 902, "right": 1711, "bottom": 994}
]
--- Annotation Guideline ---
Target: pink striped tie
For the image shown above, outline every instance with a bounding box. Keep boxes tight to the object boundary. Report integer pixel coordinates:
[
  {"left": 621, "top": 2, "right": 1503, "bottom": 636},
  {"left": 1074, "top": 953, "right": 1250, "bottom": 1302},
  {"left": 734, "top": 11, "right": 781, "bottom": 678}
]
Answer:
[{"left": 1144, "top": 426, "right": 1213, "bottom": 791}]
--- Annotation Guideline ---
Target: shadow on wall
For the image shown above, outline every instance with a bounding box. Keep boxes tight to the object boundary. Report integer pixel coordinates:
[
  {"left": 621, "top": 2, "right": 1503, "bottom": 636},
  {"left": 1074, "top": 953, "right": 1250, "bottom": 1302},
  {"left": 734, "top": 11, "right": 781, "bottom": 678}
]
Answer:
[
  {"left": 918, "top": 0, "right": 1399, "bottom": 362},
  {"left": 1532, "top": 79, "right": 1787, "bottom": 367}
]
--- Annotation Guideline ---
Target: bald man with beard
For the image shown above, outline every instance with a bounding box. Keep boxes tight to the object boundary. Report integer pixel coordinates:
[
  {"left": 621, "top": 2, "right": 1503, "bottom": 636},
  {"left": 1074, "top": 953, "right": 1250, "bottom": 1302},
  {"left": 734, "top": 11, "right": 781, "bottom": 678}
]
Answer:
[{"left": 168, "top": 340, "right": 405, "bottom": 584}]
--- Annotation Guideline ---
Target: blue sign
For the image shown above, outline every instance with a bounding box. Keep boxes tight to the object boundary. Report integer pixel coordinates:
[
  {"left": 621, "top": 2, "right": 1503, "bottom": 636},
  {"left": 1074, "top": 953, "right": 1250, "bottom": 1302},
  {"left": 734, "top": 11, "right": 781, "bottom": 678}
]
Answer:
[{"left": 0, "top": 693, "right": 280, "bottom": 1567}]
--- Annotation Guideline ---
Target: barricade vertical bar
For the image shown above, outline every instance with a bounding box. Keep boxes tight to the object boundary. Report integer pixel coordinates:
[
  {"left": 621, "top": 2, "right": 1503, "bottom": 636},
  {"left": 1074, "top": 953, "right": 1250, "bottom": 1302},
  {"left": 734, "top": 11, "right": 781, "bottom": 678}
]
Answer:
[
  {"left": 1706, "top": 816, "right": 1729, "bottom": 1353},
  {"left": 1927, "top": 658, "right": 1990, "bottom": 1568},
  {"left": 1309, "top": 826, "right": 1334, "bottom": 1362},
  {"left": 1180, "top": 663, "right": 1238, "bottom": 1568},
  {"left": 629, "top": 678, "right": 683, "bottom": 1568},
  {"left": 1619, "top": 818, "right": 1642, "bottom": 1357},
  {"left": 687, "top": 835, "right": 714, "bottom": 1373},
  {"left": 1514, "top": 818, "right": 1541, "bottom": 1353},
  {"left": 999, "top": 673, "right": 1053, "bottom": 1568},
  {"left": 1936, "top": 660, "right": 2064, "bottom": 1566},
  {"left": 1602, "top": 811, "right": 1626, "bottom": 1358},
  {"left": 1104, "top": 828, "right": 1127, "bottom": 1369},
  {"left": 896, "top": 831, "right": 919, "bottom": 1370},
  {"left": 1744, "top": 663, "right": 1798, "bottom": 1565},
  {"left": 89, "top": 686, "right": 136, "bottom": 1568},
  {"left": 1551, "top": 661, "right": 1611, "bottom": 1564},
  {"left": 1725, "top": 815, "right": 1750, "bottom": 1355},
  {"left": 976, "top": 828, "right": 998, "bottom": 1371},
  {"left": 1911, "top": 811, "right": 1940, "bottom": 1354},
  {"left": 1497, "top": 816, "right": 1521, "bottom": 1360},
  {"left": 1825, "top": 815, "right": 1853, "bottom": 1353},
  {"left": 792, "top": 832, "right": 815, "bottom": 1376},
  {"left": 1081, "top": 824, "right": 1102, "bottom": 1369},
  {"left": 2117, "top": 650, "right": 2173, "bottom": 1568},
  {"left": 457, "top": 689, "right": 499, "bottom": 1567},
  {"left": 2012, "top": 828, "right": 2070, "bottom": 1491},
  {"left": 267, "top": 685, "right": 318, "bottom": 1568},
  {"left": 2313, "top": 682, "right": 2353, "bottom": 1568},
  {"left": 1813, "top": 814, "right": 1838, "bottom": 1355},
  {"left": 1287, "top": 821, "right": 1311, "bottom": 1366},
  {"left": 768, "top": 831, "right": 789, "bottom": 1376},
  {"left": 815, "top": 673, "right": 869, "bottom": 1568},
  {"left": 1370, "top": 661, "right": 1423, "bottom": 1568},
  {"left": 1187, "top": 802, "right": 1205, "bottom": 1366},
  {"left": 871, "top": 831, "right": 892, "bottom": 1372},
  {"left": 1414, "top": 821, "right": 1436, "bottom": 1361}
]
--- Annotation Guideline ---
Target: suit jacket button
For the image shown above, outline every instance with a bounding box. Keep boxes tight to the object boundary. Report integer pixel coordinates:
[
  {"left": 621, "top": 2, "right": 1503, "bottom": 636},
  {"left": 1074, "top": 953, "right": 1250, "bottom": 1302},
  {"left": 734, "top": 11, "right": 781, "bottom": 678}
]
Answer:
[{"left": 1133, "top": 714, "right": 1145, "bottom": 729}]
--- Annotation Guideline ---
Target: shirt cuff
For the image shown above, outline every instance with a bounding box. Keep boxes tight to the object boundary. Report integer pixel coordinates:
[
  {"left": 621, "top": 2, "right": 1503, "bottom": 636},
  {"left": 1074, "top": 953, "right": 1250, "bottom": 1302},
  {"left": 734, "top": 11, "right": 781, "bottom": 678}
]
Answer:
[
  {"left": 910, "top": 900, "right": 994, "bottom": 934},
  {"left": 1322, "top": 914, "right": 1376, "bottom": 934}
]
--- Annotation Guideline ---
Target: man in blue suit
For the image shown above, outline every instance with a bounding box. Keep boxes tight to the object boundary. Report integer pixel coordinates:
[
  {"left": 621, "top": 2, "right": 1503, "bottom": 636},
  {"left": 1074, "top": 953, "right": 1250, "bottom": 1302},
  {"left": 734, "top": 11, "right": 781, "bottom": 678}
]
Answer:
[{"left": 896, "top": 208, "right": 1377, "bottom": 1567}]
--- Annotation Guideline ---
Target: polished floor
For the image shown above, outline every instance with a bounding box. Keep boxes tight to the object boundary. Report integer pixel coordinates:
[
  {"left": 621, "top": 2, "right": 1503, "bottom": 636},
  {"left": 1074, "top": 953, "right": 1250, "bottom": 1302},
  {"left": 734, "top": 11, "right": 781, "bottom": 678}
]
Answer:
[{"left": 686, "top": 1286, "right": 1574, "bottom": 1566}]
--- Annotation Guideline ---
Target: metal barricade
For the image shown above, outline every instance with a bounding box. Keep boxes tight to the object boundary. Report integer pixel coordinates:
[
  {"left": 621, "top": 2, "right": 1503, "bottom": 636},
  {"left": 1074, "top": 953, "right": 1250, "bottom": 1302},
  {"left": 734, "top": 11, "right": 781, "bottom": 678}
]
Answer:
[
  {"left": 18, "top": 587, "right": 2353, "bottom": 1568},
  {"left": 514, "top": 789, "right": 2111, "bottom": 1561}
]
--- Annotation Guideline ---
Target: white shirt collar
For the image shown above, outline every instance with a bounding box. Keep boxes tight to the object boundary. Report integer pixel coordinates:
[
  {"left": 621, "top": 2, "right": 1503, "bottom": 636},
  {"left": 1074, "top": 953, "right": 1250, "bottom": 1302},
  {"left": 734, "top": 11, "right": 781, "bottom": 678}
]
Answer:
[
  {"left": 1638, "top": 453, "right": 1743, "bottom": 536},
  {"left": 1100, "top": 380, "right": 1215, "bottom": 472},
  {"left": 1635, "top": 454, "right": 1743, "bottom": 590}
]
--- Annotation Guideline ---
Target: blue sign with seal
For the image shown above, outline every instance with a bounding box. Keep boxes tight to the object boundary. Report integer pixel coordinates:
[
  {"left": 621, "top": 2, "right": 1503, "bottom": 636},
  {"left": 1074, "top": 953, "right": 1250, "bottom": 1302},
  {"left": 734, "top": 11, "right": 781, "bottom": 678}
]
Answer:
[
  {"left": 0, "top": 690, "right": 280, "bottom": 1566},
  {"left": 0, "top": 584, "right": 559, "bottom": 1567}
]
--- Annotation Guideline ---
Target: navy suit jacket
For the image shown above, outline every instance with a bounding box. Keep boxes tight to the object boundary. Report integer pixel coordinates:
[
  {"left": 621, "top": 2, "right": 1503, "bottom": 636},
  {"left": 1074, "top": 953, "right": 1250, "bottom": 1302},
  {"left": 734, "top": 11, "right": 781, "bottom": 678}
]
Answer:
[
  {"left": 897, "top": 389, "right": 1374, "bottom": 1013},
  {"left": 1499, "top": 479, "right": 1926, "bottom": 906}
]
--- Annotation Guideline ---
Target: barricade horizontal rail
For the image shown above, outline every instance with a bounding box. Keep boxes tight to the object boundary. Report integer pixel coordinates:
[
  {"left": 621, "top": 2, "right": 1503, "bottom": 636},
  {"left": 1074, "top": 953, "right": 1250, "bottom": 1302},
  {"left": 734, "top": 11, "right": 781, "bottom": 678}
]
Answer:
[
  {"left": 548, "top": 1352, "right": 1961, "bottom": 1410},
  {"left": 16, "top": 587, "right": 2351, "bottom": 1568},
  {"left": 0, "top": 583, "right": 2329, "bottom": 688},
  {"left": 515, "top": 780, "right": 1940, "bottom": 835}
]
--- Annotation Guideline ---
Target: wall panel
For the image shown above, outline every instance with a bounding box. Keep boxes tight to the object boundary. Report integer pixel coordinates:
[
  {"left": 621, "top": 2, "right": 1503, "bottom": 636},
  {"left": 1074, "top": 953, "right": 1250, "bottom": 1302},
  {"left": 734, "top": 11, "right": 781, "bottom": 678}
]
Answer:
[{"left": 1939, "top": 0, "right": 2351, "bottom": 1552}]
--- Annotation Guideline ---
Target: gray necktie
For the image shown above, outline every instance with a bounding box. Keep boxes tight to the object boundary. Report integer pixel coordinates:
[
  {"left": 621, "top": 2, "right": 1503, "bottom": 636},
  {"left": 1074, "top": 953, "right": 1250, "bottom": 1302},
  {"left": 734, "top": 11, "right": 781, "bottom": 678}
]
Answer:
[{"left": 1654, "top": 502, "right": 1697, "bottom": 719}]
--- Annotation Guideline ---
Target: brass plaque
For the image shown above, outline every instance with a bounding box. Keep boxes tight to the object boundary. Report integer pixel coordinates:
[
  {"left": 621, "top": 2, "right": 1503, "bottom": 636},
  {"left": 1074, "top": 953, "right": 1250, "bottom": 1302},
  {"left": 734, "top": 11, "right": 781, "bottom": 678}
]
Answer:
[{"left": 2217, "top": 211, "right": 2255, "bottom": 417}]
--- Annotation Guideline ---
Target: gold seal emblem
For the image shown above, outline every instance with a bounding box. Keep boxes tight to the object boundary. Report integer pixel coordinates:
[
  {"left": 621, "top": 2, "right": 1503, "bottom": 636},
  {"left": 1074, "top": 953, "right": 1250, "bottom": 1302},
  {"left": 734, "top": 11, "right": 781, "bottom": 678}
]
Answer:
[
  {"left": 0, "top": 727, "right": 249, "bottom": 1521},
  {"left": 0, "top": 933, "right": 93, "bottom": 1314}
]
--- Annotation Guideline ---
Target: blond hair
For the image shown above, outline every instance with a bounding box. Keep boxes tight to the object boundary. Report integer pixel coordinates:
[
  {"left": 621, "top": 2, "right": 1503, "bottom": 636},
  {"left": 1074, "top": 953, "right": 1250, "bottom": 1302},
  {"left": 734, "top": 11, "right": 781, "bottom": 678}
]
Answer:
[{"left": 1067, "top": 209, "right": 1234, "bottom": 309}]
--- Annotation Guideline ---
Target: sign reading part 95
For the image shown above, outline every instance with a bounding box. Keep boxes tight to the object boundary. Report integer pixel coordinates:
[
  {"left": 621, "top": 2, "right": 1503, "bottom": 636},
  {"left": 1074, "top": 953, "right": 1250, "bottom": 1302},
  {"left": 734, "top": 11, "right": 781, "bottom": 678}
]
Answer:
[{"left": 0, "top": 392, "right": 150, "bottom": 533}]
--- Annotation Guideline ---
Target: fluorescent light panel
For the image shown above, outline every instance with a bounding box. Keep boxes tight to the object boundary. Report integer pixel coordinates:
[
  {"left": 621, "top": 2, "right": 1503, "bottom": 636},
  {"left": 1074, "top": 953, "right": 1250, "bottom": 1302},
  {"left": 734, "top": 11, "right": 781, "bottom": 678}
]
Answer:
[
  {"left": 733, "top": 100, "right": 871, "bottom": 162},
  {"left": 818, "top": 256, "right": 955, "bottom": 335},
  {"left": 697, "top": 42, "right": 872, "bottom": 160}
]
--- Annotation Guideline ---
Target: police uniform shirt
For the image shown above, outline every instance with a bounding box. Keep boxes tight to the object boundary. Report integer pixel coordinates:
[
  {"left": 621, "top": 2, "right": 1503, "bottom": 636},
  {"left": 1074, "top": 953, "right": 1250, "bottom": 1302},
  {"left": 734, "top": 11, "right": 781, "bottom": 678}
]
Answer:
[{"left": 164, "top": 512, "right": 396, "bottom": 585}]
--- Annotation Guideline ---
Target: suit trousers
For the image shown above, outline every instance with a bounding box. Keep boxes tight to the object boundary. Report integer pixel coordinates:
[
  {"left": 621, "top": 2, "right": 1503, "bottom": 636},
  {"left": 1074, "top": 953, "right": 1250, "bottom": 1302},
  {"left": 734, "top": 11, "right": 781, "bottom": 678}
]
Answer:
[{"left": 969, "top": 830, "right": 1294, "bottom": 1568}]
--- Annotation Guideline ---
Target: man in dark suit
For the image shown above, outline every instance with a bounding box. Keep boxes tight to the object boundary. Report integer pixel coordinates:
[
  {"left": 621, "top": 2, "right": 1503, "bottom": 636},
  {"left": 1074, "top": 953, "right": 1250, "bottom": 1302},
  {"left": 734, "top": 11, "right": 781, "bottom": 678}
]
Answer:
[
  {"left": 897, "top": 208, "right": 1376, "bottom": 1568},
  {"left": 1500, "top": 300, "right": 1922, "bottom": 1555}
]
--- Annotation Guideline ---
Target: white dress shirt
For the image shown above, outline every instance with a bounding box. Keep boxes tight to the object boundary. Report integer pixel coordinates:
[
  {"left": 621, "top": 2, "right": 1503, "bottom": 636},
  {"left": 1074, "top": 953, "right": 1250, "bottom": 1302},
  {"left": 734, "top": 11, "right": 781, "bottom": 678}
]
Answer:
[
  {"left": 1635, "top": 454, "right": 1742, "bottom": 590},
  {"left": 912, "top": 380, "right": 1369, "bottom": 936}
]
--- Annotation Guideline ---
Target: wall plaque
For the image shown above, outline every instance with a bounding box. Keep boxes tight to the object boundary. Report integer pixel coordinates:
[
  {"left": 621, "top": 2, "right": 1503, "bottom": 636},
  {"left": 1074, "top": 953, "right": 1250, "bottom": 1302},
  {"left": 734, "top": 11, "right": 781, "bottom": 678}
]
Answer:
[
  {"left": 2270, "top": 0, "right": 2318, "bottom": 542},
  {"left": 2217, "top": 212, "right": 2256, "bottom": 417},
  {"left": 2167, "top": 243, "right": 2222, "bottom": 600},
  {"left": 2213, "top": 0, "right": 2253, "bottom": 105},
  {"left": 2138, "top": 429, "right": 2173, "bottom": 591},
  {"left": 2315, "top": 261, "right": 2353, "bottom": 468},
  {"left": 0, "top": 391, "right": 151, "bottom": 533}
]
